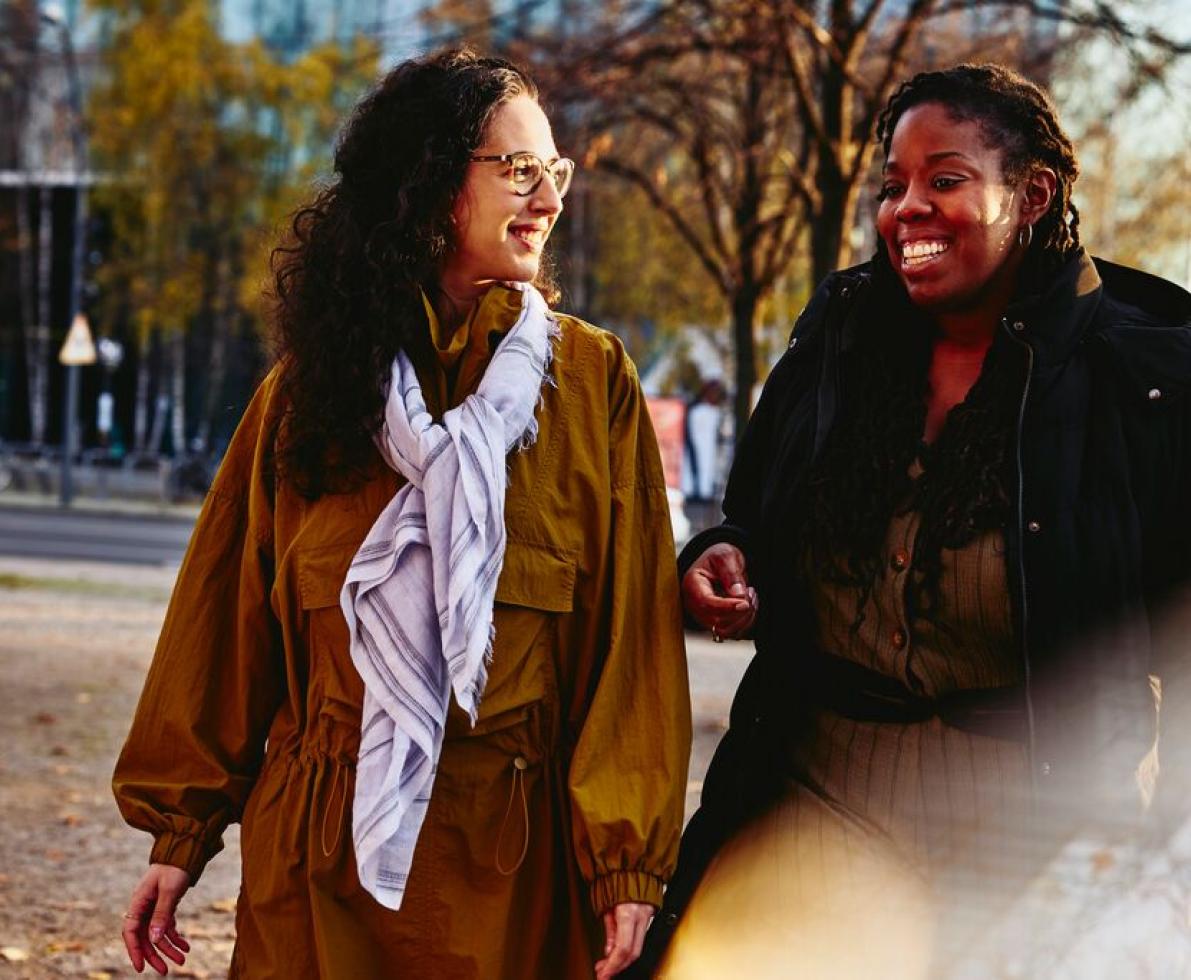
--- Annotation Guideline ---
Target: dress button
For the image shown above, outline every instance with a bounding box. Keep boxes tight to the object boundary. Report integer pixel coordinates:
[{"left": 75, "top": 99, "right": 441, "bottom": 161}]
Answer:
[
  {"left": 890, "top": 548, "right": 910, "bottom": 571},
  {"left": 1027, "top": 520, "right": 1041, "bottom": 533},
  {"left": 1148, "top": 387, "right": 1162, "bottom": 401},
  {"left": 891, "top": 628, "right": 907, "bottom": 650}
]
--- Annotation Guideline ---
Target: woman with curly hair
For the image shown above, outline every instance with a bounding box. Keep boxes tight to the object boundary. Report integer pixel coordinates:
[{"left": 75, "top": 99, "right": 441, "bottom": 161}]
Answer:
[
  {"left": 636, "top": 63, "right": 1191, "bottom": 976},
  {"left": 113, "top": 49, "right": 690, "bottom": 979}
]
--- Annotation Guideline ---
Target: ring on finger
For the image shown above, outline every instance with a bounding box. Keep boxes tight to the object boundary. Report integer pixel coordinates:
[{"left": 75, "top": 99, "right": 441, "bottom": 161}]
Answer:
[{"left": 122, "top": 911, "right": 142, "bottom": 920}]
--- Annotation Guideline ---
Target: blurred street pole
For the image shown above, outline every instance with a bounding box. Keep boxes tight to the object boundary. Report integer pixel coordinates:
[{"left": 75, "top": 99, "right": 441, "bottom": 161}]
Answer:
[{"left": 43, "top": 5, "right": 90, "bottom": 507}]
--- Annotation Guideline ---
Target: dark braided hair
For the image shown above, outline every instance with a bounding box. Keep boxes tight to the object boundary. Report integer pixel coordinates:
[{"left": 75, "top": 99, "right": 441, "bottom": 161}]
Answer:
[
  {"left": 269, "top": 48, "right": 556, "bottom": 498},
  {"left": 802, "top": 64, "right": 1080, "bottom": 627}
]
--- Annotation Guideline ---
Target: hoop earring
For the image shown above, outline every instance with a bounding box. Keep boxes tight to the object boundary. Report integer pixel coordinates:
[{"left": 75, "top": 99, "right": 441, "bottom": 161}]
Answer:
[{"left": 1017, "top": 223, "right": 1033, "bottom": 249}]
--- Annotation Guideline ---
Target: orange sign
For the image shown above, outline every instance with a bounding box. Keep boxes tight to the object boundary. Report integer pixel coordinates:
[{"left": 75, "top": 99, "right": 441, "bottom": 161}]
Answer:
[{"left": 645, "top": 397, "right": 685, "bottom": 491}]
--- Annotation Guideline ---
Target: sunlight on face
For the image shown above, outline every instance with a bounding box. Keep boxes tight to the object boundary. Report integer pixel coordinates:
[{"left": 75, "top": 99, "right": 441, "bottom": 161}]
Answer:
[
  {"left": 876, "top": 103, "right": 1027, "bottom": 318},
  {"left": 441, "top": 95, "right": 564, "bottom": 303}
]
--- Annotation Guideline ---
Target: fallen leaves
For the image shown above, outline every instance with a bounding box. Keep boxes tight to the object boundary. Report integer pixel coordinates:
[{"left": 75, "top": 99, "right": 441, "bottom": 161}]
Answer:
[{"left": 45, "top": 939, "right": 86, "bottom": 954}]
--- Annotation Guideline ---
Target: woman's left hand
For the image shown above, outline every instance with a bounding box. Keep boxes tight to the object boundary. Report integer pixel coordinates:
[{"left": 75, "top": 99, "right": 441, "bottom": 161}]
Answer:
[{"left": 594, "top": 901, "right": 654, "bottom": 979}]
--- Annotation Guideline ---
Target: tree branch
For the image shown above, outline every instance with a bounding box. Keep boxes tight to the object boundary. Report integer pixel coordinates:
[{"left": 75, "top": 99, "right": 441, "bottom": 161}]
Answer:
[{"left": 596, "top": 157, "right": 734, "bottom": 297}]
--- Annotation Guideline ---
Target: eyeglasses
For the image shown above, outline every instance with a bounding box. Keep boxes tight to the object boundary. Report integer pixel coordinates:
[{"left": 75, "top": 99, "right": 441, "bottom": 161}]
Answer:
[{"left": 469, "top": 151, "right": 576, "bottom": 198}]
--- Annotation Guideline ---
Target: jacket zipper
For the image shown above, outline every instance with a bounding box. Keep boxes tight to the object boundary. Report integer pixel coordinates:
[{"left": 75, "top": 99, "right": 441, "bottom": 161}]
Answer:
[{"left": 1003, "top": 318, "right": 1039, "bottom": 778}]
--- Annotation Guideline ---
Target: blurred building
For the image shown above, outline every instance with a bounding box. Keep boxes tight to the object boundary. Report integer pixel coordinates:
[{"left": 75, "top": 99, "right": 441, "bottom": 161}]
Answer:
[{"left": 0, "top": 0, "right": 440, "bottom": 454}]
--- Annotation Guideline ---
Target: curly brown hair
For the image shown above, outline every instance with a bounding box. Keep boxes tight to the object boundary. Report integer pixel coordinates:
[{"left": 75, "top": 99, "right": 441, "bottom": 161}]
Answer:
[
  {"left": 803, "top": 63, "right": 1081, "bottom": 627},
  {"left": 269, "top": 48, "right": 555, "bottom": 498}
]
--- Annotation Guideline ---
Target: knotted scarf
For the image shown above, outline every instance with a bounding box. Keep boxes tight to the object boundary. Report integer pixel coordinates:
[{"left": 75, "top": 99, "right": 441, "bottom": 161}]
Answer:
[{"left": 340, "top": 282, "right": 557, "bottom": 909}]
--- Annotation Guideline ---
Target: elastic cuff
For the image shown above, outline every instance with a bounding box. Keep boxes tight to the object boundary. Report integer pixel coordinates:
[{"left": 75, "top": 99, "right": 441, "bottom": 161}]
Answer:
[
  {"left": 150, "top": 830, "right": 221, "bottom": 886},
  {"left": 589, "top": 870, "right": 666, "bottom": 915}
]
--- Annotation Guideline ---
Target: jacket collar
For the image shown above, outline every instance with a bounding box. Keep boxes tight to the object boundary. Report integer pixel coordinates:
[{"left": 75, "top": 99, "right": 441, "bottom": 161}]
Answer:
[{"left": 1001, "top": 248, "right": 1103, "bottom": 368}]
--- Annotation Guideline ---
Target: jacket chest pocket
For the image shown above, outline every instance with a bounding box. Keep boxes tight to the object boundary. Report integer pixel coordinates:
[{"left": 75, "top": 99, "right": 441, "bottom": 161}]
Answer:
[
  {"left": 296, "top": 542, "right": 366, "bottom": 721},
  {"left": 295, "top": 538, "right": 577, "bottom": 739},
  {"left": 443, "top": 538, "right": 577, "bottom": 741}
]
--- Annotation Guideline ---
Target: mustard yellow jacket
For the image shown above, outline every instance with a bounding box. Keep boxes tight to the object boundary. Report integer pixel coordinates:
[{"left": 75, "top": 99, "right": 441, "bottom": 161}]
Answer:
[{"left": 113, "top": 286, "right": 692, "bottom": 978}]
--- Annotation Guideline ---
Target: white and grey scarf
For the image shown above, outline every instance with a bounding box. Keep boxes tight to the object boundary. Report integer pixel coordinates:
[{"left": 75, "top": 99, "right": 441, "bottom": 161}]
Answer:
[{"left": 339, "top": 283, "right": 557, "bottom": 910}]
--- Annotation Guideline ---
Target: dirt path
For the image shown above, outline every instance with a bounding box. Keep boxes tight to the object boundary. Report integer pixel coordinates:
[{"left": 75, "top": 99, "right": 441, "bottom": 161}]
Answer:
[
  {"left": 0, "top": 555, "right": 749, "bottom": 979},
  {"left": 0, "top": 558, "right": 239, "bottom": 979}
]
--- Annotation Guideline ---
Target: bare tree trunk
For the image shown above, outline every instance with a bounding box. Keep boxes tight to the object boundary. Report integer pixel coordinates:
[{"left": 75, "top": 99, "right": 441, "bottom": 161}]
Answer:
[
  {"left": 196, "top": 257, "right": 233, "bottom": 453},
  {"left": 568, "top": 184, "right": 589, "bottom": 312},
  {"left": 169, "top": 328, "right": 186, "bottom": 456},
  {"left": 133, "top": 329, "right": 151, "bottom": 451},
  {"left": 31, "top": 184, "right": 53, "bottom": 446},
  {"left": 14, "top": 185, "right": 40, "bottom": 444},
  {"left": 730, "top": 289, "right": 758, "bottom": 443}
]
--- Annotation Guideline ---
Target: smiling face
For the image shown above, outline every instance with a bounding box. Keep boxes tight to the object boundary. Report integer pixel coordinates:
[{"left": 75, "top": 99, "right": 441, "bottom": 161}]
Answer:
[
  {"left": 440, "top": 95, "right": 563, "bottom": 302},
  {"left": 876, "top": 102, "right": 1028, "bottom": 319}
]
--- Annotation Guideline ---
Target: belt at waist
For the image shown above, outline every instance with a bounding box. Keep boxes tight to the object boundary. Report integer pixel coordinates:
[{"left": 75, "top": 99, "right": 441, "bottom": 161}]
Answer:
[{"left": 801, "top": 653, "right": 1028, "bottom": 743}]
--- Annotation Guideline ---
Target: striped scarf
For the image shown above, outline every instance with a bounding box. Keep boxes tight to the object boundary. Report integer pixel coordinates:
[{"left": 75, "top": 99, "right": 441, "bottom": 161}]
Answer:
[{"left": 340, "top": 283, "right": 556, "bottom": 910}]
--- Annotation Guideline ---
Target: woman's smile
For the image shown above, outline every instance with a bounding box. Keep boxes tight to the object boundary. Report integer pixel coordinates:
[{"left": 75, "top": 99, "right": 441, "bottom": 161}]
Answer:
[
  {"left": 897, "top": 238, "right": 953, "bottom": 270},
  {"left": 877, "top": 102, "right": 1025, "bottom": 319}
]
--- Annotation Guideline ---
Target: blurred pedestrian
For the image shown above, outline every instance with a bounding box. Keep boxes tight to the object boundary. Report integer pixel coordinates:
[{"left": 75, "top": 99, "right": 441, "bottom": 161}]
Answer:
[
  {"left": 680, "top": 378, "right": 726, "bottom": 534},
  {"left": 113, "top": 48, "right": 690, "bottom": 980},
  {"left": 641, "top": 63, "right": 1191, "bottom": 976}
]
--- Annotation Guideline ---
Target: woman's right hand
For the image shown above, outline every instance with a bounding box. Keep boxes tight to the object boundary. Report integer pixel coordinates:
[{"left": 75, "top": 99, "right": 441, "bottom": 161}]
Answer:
[
  {"left": 681, "top": 542, "right": 758, "bottom": 639},
  {"left": 121, "top": 863, "right": 193, "bottom": 975}
]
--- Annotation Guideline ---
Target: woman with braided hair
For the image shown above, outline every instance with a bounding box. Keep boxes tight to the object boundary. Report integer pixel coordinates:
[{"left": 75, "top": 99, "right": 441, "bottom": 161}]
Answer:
[{"left": 635, "top": 63, "right": 1191, "bottom": 975}]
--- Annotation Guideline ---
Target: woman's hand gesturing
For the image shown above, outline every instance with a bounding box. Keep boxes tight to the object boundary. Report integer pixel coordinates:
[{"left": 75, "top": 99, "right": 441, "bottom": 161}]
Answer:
[
  {"left": 121, "top": 863, "right": 193, "bottom": 974},
  {"left": 681, "top": 542, "right": 758, "bottom": 640}
]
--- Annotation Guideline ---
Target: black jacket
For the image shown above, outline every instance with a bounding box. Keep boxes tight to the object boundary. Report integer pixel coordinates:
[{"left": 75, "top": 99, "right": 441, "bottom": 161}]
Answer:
[{"left": 637, "top": 251, "right": 1191, "bottom": 969}]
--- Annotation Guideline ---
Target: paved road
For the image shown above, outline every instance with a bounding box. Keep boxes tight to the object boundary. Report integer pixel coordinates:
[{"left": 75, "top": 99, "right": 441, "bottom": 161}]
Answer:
[{"left": 0, "top": 504, "right": 196, "bottom": 565}]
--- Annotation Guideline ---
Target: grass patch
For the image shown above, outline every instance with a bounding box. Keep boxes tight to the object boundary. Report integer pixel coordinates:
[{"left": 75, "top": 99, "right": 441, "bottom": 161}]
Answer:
[{"left": 0, "top": 573, "right": 170, "bottom": 602}]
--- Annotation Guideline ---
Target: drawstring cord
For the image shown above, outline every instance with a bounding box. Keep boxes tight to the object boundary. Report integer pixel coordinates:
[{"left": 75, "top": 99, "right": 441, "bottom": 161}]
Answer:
[
  {"left": 320, "top": 759, "right": 348, "bottom": 858},
  {"left": 318, "top": 753, "right": 531, "bottom": 870},
  {"left": 495, "top": 756, "right": 530, "bottom": 876}
]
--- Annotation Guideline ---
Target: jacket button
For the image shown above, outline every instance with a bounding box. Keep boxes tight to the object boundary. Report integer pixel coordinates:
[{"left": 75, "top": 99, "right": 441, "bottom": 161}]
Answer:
[
  {"left": 1148, "top": 387, "right": 1162, "bottom": 401},
  {"left": 1012, "top": 320, "right": 1026, "bottom": 332},
  {"left": 665, "top": 912, "right": 679, "bottom": 926},
  {"left": 891, "top": 628, "right": 907, "bottom": 650},
  {"left": 1027, "top": 520, "right": 1041, "bottom": 533},
  {"left": 890, "top": 548, "right": 909, "bottom": 571},
  {"left": 788, "top": 336, "right": 799, "bottom": 350}
]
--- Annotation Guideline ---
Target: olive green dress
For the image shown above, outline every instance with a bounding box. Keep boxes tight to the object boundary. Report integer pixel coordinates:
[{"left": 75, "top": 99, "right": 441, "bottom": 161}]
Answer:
[{"left": 663, "top": 498, "right": 1032, "bottom": 978}]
